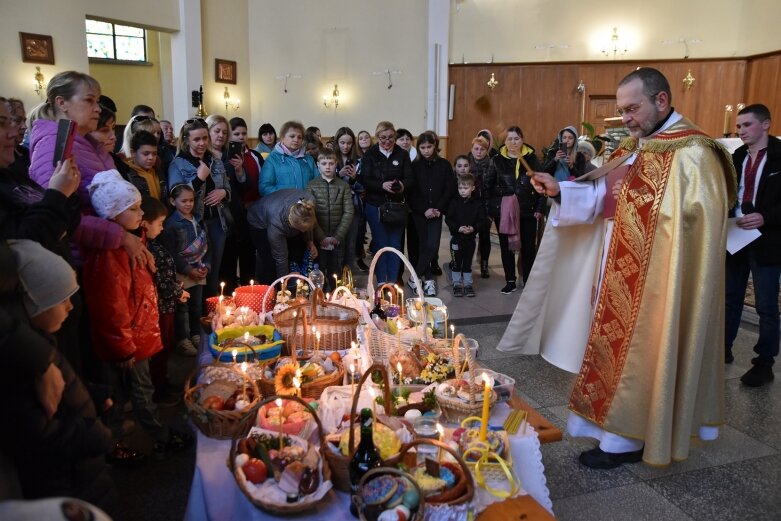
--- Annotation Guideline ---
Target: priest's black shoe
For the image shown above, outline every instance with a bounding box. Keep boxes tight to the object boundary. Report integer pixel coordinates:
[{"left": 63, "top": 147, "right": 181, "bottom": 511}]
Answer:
[
  {"left": 579, "top": 447, "right": 643, "bottom": 469},
  {"left": 740, "top": 364, "right": 774, "bottom": 387}
]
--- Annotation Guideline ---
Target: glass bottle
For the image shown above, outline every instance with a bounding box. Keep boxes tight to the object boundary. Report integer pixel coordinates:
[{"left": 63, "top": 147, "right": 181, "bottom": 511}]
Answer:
[{"left": 349, "top": 408, "right": 382, "bottom": 517}]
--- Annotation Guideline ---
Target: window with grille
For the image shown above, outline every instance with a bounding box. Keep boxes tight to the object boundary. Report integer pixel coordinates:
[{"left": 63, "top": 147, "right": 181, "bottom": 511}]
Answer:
[{"left": 86, "top": 19, "right": 147, "bottom": 62}]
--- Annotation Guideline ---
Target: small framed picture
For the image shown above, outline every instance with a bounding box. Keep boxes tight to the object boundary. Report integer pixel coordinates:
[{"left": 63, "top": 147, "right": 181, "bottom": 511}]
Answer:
[
  {"left": 20, "top": 32, "right": 55, "bottom": 64},
  {"left": 215, "top": 59, "right": 237, "bottom": 84}
]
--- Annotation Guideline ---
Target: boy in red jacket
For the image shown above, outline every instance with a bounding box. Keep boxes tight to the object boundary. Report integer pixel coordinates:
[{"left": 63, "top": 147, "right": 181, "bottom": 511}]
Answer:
[{"left": 83, "top": 170, "right": 192, "bottom": 464}]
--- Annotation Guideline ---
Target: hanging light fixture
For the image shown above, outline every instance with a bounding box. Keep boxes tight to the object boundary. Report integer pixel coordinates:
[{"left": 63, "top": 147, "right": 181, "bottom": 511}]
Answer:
[
  {"left": 33, "top": 66, "right": 46, "bottom": 98},
  {"left": 223, "top": 86, "right": 240, "bottom": 111},
  {"left": 602, "top": 27, "right": 628, "bottom": 59},
  {"left": 323, "top": 84, "right": 340, "bottom": 109}
]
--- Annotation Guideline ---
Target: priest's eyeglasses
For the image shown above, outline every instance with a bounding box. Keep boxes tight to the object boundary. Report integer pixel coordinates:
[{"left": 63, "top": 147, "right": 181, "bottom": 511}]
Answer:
[{"left": 617, "top": 92, "right": 660, "bottom": 117}]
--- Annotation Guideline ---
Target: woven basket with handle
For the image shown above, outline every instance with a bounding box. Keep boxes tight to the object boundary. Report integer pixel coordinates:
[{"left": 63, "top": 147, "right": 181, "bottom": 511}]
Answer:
[{"left": 435, "top": 334, "right": 496, "bottom": 424}]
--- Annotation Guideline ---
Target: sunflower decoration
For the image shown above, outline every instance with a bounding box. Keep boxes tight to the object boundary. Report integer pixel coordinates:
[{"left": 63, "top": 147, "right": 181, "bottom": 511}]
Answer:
[{"left": 274, "top": 363, "right": 300, "bottom": 396}]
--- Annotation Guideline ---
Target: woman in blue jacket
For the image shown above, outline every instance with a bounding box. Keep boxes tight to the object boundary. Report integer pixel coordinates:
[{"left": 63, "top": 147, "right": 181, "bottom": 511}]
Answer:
[{"left": 259, "top": 121, "right": 317, "bottom": 196}]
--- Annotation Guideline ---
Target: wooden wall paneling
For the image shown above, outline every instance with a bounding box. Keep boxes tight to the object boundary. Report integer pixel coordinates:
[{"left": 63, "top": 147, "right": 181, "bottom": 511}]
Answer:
[{"left": 745, "top": 54, "right": 781, "bottom": 134}]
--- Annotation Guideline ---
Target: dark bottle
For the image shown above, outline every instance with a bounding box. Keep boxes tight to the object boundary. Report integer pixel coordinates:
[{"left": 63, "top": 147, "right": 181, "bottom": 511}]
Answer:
[
  {"left": 370, "top": 291, "right": 387, "bottom": 322},
  {"left": 349, "top": 408, "right": 383, "bottom": 517}
]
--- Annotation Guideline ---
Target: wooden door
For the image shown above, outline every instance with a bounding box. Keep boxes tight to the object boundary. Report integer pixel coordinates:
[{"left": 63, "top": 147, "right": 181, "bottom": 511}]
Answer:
[{"left": 589, "top": 96, "right": 617, "bottom": 135}]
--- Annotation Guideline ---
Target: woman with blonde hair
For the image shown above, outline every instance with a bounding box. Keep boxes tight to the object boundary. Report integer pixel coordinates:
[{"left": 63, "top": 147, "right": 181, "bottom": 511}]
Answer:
[
  {"left": 360, "top": 121, "right": 414, "bottom": 284},
  {"left": 246, "top": 189, "right": 318, "bottom": 283},
  {"left": 168, "top": 117, "right": 232, "bottom": 298}
]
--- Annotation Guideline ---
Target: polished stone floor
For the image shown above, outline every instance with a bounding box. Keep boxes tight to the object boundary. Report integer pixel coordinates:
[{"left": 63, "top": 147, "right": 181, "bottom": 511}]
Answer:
[{"left": 110, "top": 229, "right": 780, "bottom": 521}]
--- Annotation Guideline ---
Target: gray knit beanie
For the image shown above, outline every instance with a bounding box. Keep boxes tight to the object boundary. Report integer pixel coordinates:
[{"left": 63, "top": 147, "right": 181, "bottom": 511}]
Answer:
[{"left": 9, "top": 240, "right": 79, "bottom": 318}]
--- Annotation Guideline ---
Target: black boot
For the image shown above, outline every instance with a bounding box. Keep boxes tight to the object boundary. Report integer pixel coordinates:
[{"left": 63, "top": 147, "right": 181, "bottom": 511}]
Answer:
[{"left": 480, "top": 260, "right": 490, "bottom": 279}]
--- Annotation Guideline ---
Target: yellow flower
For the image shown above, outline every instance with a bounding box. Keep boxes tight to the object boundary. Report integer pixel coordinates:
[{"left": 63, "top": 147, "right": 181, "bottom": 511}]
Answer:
[{"left": 274, "top": 363, "right": 299, "bottom": 396}]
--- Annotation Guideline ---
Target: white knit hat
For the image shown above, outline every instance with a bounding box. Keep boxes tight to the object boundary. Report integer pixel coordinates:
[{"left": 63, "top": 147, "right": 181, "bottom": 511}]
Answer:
[
  {"left": 9, "top": 239, "right": 79, "bottom": 318},
  {"left": 88, "top": 170, "right": 141, "bottom": 219}
]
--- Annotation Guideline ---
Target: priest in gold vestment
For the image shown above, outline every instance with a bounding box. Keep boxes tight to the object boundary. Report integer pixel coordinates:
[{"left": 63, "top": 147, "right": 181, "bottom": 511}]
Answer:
[{"left": 526, "top": 68, "right": 737, "bottom": 468}]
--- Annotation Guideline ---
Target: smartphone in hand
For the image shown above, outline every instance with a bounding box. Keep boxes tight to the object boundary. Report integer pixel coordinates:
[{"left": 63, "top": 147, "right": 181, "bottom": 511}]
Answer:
[
  {"left": 53, "top": 119, "right": 77, "bottom": 167},
  {"left": 227, "top": 141, "right": 243, "bottom": 159}
]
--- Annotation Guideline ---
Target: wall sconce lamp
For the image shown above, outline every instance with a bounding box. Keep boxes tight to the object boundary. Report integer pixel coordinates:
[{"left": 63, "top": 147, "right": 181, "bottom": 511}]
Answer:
[
  {"left": 682, "top": 69, "right": 695, "bottom": 90},
  {"left": 323, "top": 84, "right": 340, "bottom": 109},
  {"left": 223, "top": 87, "right": 240, "bottom": 111},
  {"left": 34, "top": 66, "right": 46, "bottom": 99},
  {"left": 487, "top": 73, "right": 498, "bottom": 90},
  {"left": 602, "top": 27, "right": 628, "bottom": 59}
]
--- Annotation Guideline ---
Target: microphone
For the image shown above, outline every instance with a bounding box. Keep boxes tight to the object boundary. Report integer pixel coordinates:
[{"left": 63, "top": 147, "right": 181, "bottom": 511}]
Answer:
[{"left": 741, "top": 201, "right": 755, "bottom": 215}]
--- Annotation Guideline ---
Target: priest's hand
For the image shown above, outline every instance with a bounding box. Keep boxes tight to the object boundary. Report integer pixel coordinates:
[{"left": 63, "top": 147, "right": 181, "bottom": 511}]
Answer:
[
  {"left": 531, "top": 172, "right": 560, "bottom": 197},
  {"left": 737, "top": 212, "right": 764, "bottom": 230}
]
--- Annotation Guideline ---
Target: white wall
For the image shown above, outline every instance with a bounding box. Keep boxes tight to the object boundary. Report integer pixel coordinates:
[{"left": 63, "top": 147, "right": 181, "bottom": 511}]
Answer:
[
  {"left": 0, "top": 0, "right": 179, "bottom": 115},
  {"left": 247, "top": 0, "right": 429, "bottom": 137},
  {"left": 449, "top": 0, "right": 781, "bottom": 63}
]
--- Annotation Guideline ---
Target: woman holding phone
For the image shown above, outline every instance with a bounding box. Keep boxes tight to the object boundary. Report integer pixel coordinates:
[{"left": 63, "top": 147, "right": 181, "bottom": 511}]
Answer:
[
  {"left": 168, "top": 116, "right": 232, "bottom": 299},
  {"left": 333, "top": 126, "right": 364, "bottom": 271},
  {"left": 542, "top": 125, "right": 593, "bottom": 181}
]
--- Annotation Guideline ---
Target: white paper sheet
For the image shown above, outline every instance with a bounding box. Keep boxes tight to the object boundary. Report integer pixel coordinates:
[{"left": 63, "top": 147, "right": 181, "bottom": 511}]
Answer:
[{"left": 726, "top": 217, "right": 761, "bottom": 254}]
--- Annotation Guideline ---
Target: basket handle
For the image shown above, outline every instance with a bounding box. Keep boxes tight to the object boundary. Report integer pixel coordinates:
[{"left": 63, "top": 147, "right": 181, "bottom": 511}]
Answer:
[
  {"left": 385, "top": 438, "right": 475, "bottom": 503},
  {"left": 347, "top": 363, "right": 392, "bottom": 457},
  {"left": 366, "top": 247, "right": 428, "bottom": 340},
  {"left": 451, "top": 333, "right": 476, "bottom": 404},
  {"left": 310, "top": 287, "right": 326, "bottom": 320},
  {"left": 330, "top": 285, "right": 352, "bottom": 302},
  {"left": 377, "top": 283, "right": 397, "bottom": 305},
  {"left": 261, "top": 274, "right": 315, "bottom": 313}
]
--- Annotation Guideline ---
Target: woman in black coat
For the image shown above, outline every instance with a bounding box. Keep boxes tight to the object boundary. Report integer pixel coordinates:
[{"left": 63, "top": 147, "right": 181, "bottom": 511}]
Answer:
[
  {"left": 483, "top": 126, "right": 545, "bottom": 293},
  {"left": 360, "top": 121, "right": 414, "bottom": 285}
]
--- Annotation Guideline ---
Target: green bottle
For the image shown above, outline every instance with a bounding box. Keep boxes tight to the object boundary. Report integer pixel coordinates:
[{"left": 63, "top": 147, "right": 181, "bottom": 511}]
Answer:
[{"left": 349, "top": 408, "right": 382, "bottom": 517}]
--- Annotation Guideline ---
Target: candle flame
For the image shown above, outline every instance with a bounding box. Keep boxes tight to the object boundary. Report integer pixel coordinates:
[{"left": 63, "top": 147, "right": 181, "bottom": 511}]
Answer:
[
  {"left": 368, "top": 387, "right": 376, "bottom": 398},
  {"left": 220, "top": 282, "right": 225, "bottom": 289},
  {"left": 293, "top": 310, "right": 298, "bottom": 318},
  {"left": 226, "top": 308, "right": 231, "bottom": 316},
  {"left": 232, "top": 348, "right": 238, "bottom": 358},
  {"left": 316, "top": 331, "right": 321, "bottom": 341},
  {"left": 293, "top": 376, "right": 301, "bottom": 389},
  {"left": 275, "top": 398, "right": 282, "bottom": 407},
  {"left": 396, "top": 362, "right": 402, "bottom": 372},
  {"left": 482, "top": 372, "right": 492, "bottom": 387},
  {"left": 436, "top": 423, "right": 445, "bottom": 436},
  {"left": 241, "top": 361, "right": 247, "bottom": 373},
  {"left": 218, "top": 295, "right": 224, "bottom": 302},
  {"left": 232, "top": 291, "right": 236, "bottom": 298},
  {"left": 244, "top": 332, "right": 249, "bottom": 341},
  {"left": 250, "top": 279, "right": 254, "bottom": 286},
  {"left": 349, "top": 363, "right": 355, "bottom": 373}
]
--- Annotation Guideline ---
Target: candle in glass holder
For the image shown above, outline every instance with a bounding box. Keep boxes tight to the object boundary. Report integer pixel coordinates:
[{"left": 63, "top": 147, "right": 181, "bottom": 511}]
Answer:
[
  {"left": 479, "top": 373, "right": 491, "bottom": 442},
  {"left": 276, "top": 398, "right": 284, "bottom": 450}
]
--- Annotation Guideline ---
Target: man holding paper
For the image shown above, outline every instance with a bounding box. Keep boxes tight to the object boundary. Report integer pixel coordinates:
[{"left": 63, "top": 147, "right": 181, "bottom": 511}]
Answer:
[
  {"left": 524, "top": 68, "right": 736, "bottom": 468},
  {"left": 725, "top": 104, "right": 781, "bottom": 387}
]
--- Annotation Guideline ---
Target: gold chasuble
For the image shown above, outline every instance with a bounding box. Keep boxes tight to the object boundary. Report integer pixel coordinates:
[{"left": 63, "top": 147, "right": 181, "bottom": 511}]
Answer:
[{"left": 569, "top": 118, "right": 737, "bottom": 465}]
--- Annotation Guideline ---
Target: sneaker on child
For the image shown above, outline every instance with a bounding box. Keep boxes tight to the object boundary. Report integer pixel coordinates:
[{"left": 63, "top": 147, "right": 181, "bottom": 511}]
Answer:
[
  {"left": 464, "top": 285, "right": 475, "bottom": 297},
  {"left": 453, "top": 284, "right": 464, "bottom": 297}
]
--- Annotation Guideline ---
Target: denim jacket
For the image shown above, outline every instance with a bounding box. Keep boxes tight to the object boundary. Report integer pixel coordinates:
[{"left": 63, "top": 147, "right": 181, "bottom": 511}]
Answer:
[
  {"left": 159, "top": 209, "right": 211, "bottom": 277},
  {"left": 168, "top": 152, "right": 232, "bottom": 231}
]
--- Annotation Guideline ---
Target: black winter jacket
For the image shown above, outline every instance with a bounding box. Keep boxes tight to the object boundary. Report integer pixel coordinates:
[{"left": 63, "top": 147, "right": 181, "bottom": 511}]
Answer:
[
  {"left": 409, "top": 156, "right": 455, "bottom": 215},
  {"left": 360, "top": 144, "right": 414, "bottom": 207},
  {"left": 483, "top": 145, "right": 545, "bottom": 217},
  {"left": 445, "top": 195, "right": 490, "bottom": 240}
]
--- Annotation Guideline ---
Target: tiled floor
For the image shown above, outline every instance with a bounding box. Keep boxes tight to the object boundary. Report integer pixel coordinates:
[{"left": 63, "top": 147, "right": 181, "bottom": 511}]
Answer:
[{"left": 110, "top": 226, "right": 780, "bottom": 520}]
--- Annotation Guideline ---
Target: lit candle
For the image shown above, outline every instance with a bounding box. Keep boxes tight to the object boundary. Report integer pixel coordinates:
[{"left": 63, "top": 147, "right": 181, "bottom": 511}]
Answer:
[
  {"left": 479, "top": 373, "right": 492, "bottom": 442},
  {"left": 450, "top": 325, "right": 456, "bottom": 348},
  {"left": 275, "top": 398, "right": 284, "bottom": 450},
  {"left": 396, "top": 361, "right": 403, "bottom": 390},
  {"left": 250, "top": 279, "right": 255, "bottom": 287},
  {"left": 226, "top": 307, "right": 232, "bottom": 317},
  {"left": 436, "top": 423, "right": 445, "bottom": 461},
  {"left": 333, "top": 274, "right": 338, "bottom": 287},
  {"left": 220, "top": 281, "right": 225, "bottom": 296},
  {"left": 349, "top": 363, "right": 356, "bottom": 400},
  {"left": 315, "top": 330, "right": 321, "bottom": 356},
  {"left": 326, "top": 292, "right": 330, "bottom": 301},
  {"left": 723, "top": 105, "right": 733, "bottom": 135},
  {"left": 241, "top": 361, "right": 248, "bottom": 401},
  {"left": 232, "top": 348, "right": 238, "bottom": 365},
  {"left": 218, "top": 295, "right": 224, "bottom": 317},
  {"left": 311, "top": 325, "right": 317, "bottom": 352},
  {"left": 232, "top": 291, "right": 236, "bottom": 299},
  {"left": 243, "top": 331, "right": 250, "bottom": 344},
  {"left": 444, "top": 317, "right": 448, "bottom": 341},
  {"left": 395, "top": 285, "right": 405, "bottom": 317},
  {"left": 293, "top": 376, "right": 301, "bottom": 398}
]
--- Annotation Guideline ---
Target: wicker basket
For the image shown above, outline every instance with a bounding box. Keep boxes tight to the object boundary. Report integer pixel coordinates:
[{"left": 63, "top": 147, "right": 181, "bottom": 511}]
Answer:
[
  {"left": 385, "top": 438, "right": 475, "bottom": 506},
  {"left": 353, "top": 467, "right": 426, "bottom": 521},
  {"left": 274, "top": 288, "right": 359, "bottom": 352},
  {"left": 184, "top": 351, "right": 261, "bottom": 439},
  {"left": 257, "top": 311, "right": 345, "bottom": 401},
  {"left": 365, "top": 247, "right": 428, "bottom": 363},
  {"left": 436, "top": 334, "right": 496, "bottom": 424},
  {"left": 229, "top": 395, "right": 334, "bottom": 515},
  {"left": 260, "top": 274, "right": 315, "bottom": 314},
  {"left": 324, "top": 363, "right": 394, "bottom": 492}
]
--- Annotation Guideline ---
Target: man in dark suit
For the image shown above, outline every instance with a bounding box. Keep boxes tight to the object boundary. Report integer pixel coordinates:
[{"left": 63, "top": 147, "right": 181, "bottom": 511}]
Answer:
[{"left": 725, "top": 103, "right": 781, "bottom": 387}]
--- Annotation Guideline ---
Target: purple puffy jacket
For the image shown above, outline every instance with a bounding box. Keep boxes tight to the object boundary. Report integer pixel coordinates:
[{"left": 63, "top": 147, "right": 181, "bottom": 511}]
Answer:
[
  {"left": 29, "top": 119, "right": 116, "bottom": 211},
  {"left": 28, "top": 119, "right": 124, "bottom": 257}
]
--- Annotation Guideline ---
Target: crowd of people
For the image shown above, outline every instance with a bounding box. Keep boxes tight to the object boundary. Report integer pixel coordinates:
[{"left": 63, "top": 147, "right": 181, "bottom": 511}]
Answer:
[{"left": 0, "top": 65, "right": 776, "bottom": 515}]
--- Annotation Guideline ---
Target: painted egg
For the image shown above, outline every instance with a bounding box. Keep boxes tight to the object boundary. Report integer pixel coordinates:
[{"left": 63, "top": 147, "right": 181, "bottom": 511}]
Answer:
[
  {"left": 402, "top": 489, "right": 420, "bottom": 510},
  {"left": 403, "top": 409, "right": 422, "bottom": 421}
]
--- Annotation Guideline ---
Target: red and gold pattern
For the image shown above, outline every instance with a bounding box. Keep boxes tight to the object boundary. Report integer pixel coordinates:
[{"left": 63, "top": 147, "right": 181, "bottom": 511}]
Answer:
[{"left": 569, "top": 127, "right": 713, "bottom": 425}]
